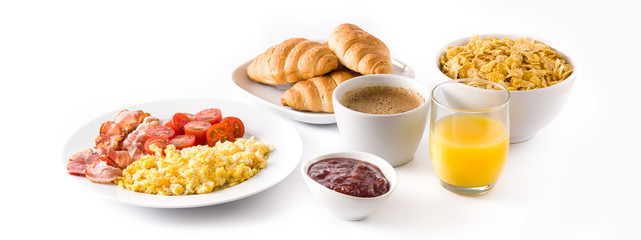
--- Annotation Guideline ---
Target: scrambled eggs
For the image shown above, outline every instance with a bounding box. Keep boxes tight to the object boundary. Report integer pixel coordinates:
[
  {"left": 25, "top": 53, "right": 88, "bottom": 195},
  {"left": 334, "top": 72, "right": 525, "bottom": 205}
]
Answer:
[{"left": 115, "top": 137, "right": 273, "bottom": 195}]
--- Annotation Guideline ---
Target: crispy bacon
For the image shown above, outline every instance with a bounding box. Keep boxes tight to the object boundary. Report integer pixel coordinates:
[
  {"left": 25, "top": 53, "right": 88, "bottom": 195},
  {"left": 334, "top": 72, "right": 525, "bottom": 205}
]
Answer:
[
  {"left": 67, "top": 109, "right": 156, "bottom": 183},
  {"left": 114, "top": 110, "right": 150, "bottom": 134},
  {"left": 85, "top": 155, "right": 123, "bottom": 183},
  {"left": 99, "top": 121, "right": 121, "bottom": 136},
  {"left": 128, "top": 148, "right": 145, "bottom": 165},
  {"left": 95, "top": 135, "right": 121, "bottom": 151},
  {"left": 96, "top": 110, "right": 148, "bottom": 146},
  {"left": 122, "top": 116, "right": 159, "bottom": 163},
  {"left": 67, "top": 149, "right": 98, "bottom": 176},
  {"left": 96, "top": 145, "right": 131, "bottom": 169}
]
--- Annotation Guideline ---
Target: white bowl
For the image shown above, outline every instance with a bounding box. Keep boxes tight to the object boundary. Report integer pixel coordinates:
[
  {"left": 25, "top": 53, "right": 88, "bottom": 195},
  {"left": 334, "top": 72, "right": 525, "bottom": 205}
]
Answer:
[
  {"left": 434, "top": 34, "right": 577, "bottom": 143},
  {"left": 301, "top": 151, "right": 397, "bottom": 221}
]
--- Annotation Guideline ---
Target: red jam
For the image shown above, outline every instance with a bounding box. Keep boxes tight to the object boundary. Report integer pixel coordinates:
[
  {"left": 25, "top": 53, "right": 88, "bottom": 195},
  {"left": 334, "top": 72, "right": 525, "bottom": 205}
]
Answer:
[{"left": 307, "top": 158, "right": 390, "bottom": 198}]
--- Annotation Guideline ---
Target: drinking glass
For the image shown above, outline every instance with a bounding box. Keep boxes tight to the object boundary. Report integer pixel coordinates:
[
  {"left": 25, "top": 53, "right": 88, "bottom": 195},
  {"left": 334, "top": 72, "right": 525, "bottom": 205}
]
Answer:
[{"left": 429, "top": 79, "right": 510, "bottom": 195}]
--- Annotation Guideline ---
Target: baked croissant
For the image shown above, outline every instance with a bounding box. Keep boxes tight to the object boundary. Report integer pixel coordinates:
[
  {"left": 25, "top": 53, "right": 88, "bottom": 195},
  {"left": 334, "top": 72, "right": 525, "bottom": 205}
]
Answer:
[
  {"left": 327, "top": 23, "right": 393, "bottom": 75},
  {"left": 281, "top": 69, "right": 360, "bottom": 113},
  {"left": 247, "top": 38, "right": 340, "bottom": 85}
]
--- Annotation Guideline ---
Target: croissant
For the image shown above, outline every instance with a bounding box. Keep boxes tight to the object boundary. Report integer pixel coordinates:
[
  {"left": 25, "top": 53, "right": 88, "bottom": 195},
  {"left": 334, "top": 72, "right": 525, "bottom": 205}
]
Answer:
[
  {"left": 247, "top": 38, "right": 340, "bottom": 85},
  {"left": 281, "top": 68, "right": 361, "bottom": 113},
  {"left": 327, "top": 23, "right": 393, "bottom": 75}
]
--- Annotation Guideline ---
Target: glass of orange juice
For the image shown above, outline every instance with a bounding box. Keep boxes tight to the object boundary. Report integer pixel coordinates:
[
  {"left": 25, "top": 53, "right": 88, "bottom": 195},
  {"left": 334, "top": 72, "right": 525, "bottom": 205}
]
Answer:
[{"left": 429, "top": 79, "right": 510, "bottom": 195}]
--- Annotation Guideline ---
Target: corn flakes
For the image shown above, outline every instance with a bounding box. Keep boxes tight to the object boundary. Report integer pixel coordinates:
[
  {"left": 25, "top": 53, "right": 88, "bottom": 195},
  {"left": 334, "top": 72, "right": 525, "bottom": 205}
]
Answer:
[{"left": 440, "top": 35, "right": 573, "bottom": 91}]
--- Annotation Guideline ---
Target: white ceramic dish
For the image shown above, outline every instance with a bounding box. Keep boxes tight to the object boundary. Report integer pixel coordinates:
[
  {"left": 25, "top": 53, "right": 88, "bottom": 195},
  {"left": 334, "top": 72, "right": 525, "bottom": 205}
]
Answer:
[
  {"left": 434, "top": 34, "right": 577, "bottom": 143},
  {"left": 62, "top": 98, "right": 303, "bottom": 208},
  {"left": 232, "top": 58, "right": 415, "bottom": 124},
  {"left": 301, "top": 151, "right": 397, "bottom": 220}
]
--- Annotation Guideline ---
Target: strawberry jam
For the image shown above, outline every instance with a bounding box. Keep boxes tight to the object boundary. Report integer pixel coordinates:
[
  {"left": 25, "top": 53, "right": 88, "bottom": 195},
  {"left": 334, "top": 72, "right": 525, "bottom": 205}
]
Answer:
[{"left": 307, "top": 158, "right": 389, "bottom": 197}]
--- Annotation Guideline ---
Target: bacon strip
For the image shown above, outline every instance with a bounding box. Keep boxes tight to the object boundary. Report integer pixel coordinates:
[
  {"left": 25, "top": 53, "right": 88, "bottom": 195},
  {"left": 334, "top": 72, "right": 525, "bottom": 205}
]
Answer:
[
  {"left": 67, "top": 149, "right": 97, "bottom": 177},
  {"left": 122, "top": 116, "right": 160, "bottom": 164},
  {"left": 85, "top": 155, "right": 123, "bottom": 183},
  {"left": 67, "top": 109, "right": 156, "bottom": 183}
]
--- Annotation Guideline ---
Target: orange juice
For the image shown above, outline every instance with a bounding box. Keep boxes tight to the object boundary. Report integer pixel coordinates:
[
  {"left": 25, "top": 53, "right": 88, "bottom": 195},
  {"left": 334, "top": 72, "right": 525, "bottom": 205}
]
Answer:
[{"left": 429, "top": 114, "right": 509, "bottom": 187}]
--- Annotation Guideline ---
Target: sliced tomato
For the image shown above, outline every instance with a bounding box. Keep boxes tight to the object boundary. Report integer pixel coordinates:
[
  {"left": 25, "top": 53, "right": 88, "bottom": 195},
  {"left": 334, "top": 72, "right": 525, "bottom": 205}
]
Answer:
[
  {"left": 206, "top": 123, "right": 235, "bottom": 147},
  {"left": 162, "top": 120, "right": 177, "bottom": 132},
  {"left": 146, "top": 125, "right": 176, "bottom": 139},
  {"left": 169, "top": 134, "right": 196, "bottom": 149},
  {"left": 195, "top": 108, "right": 222, "bottom": 125},
  {"left": 171, "top": 113, "right": 193, "bottom": 134},
  {"left": 184, "top": 121, "right": 212, "bottom": 145},
  {"left": 144, "top": 137, "right": 170, "bottom": 155},
  {"left": 221, "top": 116, "right": 245, "bottom": 138}
]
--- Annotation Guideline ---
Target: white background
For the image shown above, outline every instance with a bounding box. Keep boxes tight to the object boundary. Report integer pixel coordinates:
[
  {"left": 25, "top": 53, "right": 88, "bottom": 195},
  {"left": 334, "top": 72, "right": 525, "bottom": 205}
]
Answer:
[{"left": 1, "top": 0, "right": 639, "bottom": 239}]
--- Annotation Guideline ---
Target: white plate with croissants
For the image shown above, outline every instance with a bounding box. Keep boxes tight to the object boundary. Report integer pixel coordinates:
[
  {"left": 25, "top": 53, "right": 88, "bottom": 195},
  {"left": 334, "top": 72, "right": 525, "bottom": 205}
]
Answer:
[{"left": 232, "top": 23, "right": 415, "bottom": 124}]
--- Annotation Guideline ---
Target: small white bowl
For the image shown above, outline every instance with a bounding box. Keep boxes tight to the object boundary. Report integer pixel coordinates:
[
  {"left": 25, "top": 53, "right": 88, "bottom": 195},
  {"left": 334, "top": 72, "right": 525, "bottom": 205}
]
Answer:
[
  {"left": 301, "top": 151, "right": 397, "bottom": 221},
  {"left": 434, "top": 34, "right": 577, "bottom": 143}
]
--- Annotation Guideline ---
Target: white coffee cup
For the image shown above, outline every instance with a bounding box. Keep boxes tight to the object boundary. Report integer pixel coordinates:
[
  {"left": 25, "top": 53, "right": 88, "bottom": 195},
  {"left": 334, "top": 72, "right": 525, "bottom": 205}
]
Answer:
[{"left": 332, "top": 74, "right": 430, "bottom": 167}]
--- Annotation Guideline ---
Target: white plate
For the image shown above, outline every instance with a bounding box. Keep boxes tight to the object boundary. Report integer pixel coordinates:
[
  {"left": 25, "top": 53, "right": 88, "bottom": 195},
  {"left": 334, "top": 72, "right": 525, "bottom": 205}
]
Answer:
[
  {"left": 62, "top": 98, "right": 303, "bottom": 208},
  {"left": 232, "top": 58, "right": 415, "bottom": 124}
]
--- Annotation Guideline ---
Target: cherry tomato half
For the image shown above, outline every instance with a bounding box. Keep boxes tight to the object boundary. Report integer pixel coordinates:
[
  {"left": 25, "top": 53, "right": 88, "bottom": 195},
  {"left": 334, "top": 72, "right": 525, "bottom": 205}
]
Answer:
[
  {"left": 144, "top": 137, "right": 170, "bottom": 155},
  {"left": 171, "top": 112, "right": 193, "bottom": 134},
  {"left": 169, "top": 134, "right": 196, "bottom": 150},
  {"left": 146, "top": 125, "right": 176, "bottom": 139},
  {"left": 162, "top": 120, "right": 177, "bottom": 132},
  {"left": 184, "top": 121, "right": 211, "bottom": 145},
  {"left": 195, "top": 108, "right": 222, "bottom": 125},
  {"left": 221, "top": 116, "right": 245, "bottom": 138},
  {"left": 206, "top": 123, "right": 235, "bottom": 147}
]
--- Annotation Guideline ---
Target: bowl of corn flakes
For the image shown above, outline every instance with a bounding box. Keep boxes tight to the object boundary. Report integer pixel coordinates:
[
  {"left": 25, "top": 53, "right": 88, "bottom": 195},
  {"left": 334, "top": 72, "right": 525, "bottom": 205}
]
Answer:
[{"left": 435, "top": 34, "right": 577, "bottom": 143}]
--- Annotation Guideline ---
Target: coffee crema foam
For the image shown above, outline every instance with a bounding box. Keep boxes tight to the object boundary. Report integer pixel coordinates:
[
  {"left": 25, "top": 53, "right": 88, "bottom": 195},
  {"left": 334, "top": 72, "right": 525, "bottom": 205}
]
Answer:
[{"left": 340, "top": 86, "right": 425, "bottom": 115}]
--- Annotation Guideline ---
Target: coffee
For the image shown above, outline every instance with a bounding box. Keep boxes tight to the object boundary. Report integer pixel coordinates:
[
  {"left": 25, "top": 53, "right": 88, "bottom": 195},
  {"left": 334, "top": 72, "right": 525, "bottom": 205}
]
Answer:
[{"left": 340, "top": 86, "right": 425, "bottom": 114}]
